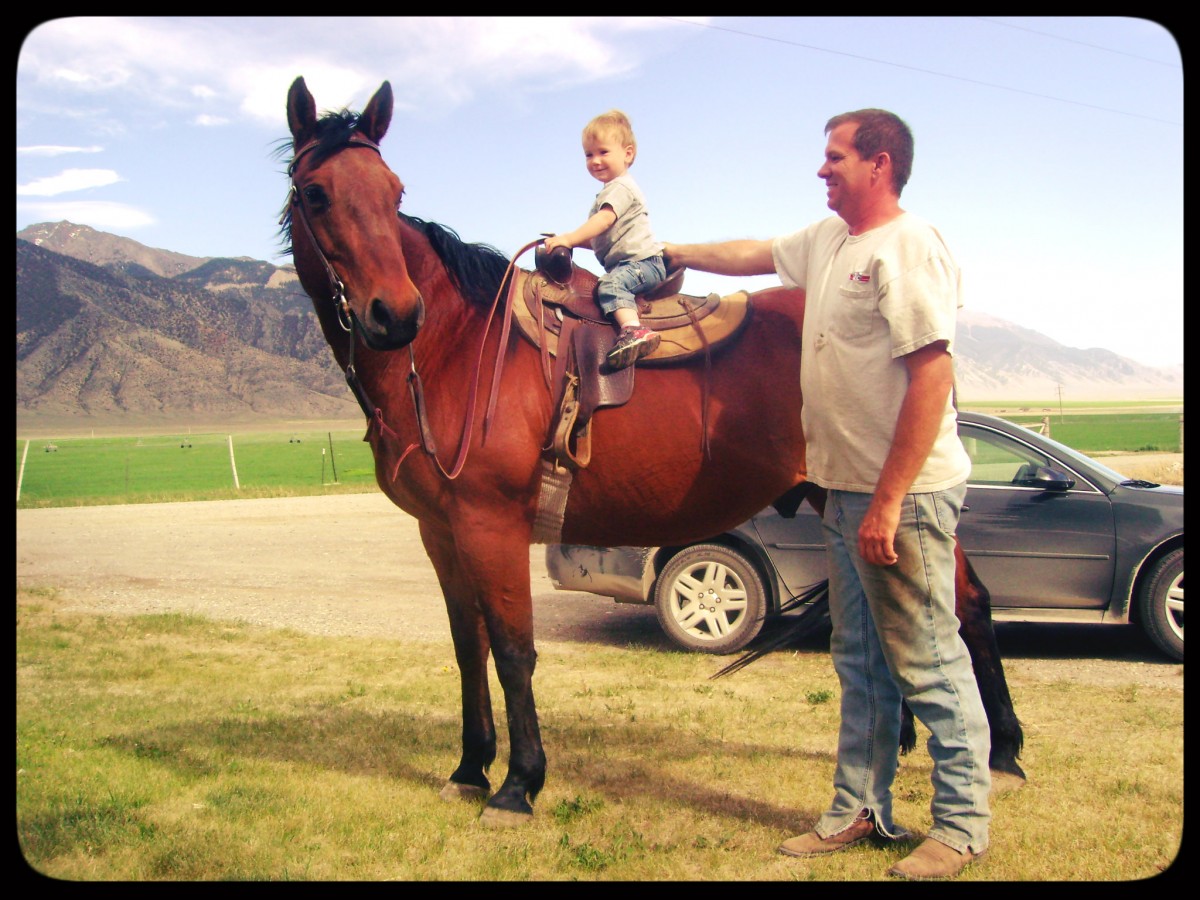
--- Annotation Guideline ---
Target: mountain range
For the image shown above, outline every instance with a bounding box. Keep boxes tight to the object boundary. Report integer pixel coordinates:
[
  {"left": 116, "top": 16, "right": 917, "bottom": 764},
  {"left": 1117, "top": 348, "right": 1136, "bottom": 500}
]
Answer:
[{"left": 16, "top": 221, "right": 1182, "bottom": 431}]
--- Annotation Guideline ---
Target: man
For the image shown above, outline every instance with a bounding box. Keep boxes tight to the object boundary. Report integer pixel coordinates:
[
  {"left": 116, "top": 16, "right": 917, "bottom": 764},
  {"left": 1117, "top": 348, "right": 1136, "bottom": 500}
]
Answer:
[{"left": 664, "top": 109, "right": 990, "bottom": 880}]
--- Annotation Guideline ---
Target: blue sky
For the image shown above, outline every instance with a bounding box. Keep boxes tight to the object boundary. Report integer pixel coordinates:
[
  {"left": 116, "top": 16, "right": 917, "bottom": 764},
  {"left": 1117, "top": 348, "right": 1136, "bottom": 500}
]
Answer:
[{"left": 17, "top": 16, "right": 1182, "bottom": 368}]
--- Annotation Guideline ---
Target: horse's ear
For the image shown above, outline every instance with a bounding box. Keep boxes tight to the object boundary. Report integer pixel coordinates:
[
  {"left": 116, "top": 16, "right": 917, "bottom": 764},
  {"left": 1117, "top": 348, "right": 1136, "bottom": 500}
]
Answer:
[
  {"left": 358, "top": 81, "right": 393, "bottom": 145},
  {"left": 287, "top": 76, "right": 317, "bottom": 148}
]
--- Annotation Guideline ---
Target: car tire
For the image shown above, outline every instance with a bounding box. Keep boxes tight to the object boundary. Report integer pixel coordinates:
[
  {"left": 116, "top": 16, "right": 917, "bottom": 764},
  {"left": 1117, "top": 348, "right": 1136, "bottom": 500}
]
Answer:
[
  {"left": 1139, "top": 548, "right": 1183, "bottom": 661},
  {"left": 653, "top": 543, "right": 767, "bottom": 655}
]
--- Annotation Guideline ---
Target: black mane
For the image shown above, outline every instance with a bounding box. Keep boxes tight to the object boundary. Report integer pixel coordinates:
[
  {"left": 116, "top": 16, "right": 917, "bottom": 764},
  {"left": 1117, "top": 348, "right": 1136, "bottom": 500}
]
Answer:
[
  {"left": 276, "top": 110, "right": 511, "bottom": 310},
  {"left": 398, "top": 215, "right": 511, "bottom": 310}
]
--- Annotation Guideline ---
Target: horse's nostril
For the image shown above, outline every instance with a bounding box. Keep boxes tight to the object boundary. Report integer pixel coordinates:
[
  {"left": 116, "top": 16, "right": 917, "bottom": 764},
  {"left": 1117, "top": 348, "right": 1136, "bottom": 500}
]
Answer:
[{"left": 370, "top": 298, "right": 394, "bottom": 329}]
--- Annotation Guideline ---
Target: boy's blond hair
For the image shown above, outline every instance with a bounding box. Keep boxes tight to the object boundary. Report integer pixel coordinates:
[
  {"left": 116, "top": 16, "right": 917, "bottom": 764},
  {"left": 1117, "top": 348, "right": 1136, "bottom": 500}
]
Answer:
[{"left": 582, "top": 109, "right": 637, "bottom": 165}]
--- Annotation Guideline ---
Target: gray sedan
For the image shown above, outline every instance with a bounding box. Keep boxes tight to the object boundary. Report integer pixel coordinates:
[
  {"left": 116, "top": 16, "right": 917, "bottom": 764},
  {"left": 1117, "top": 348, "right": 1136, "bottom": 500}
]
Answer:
[{"left": 545, "top": 412, "right": 1183, "bottom": 661}]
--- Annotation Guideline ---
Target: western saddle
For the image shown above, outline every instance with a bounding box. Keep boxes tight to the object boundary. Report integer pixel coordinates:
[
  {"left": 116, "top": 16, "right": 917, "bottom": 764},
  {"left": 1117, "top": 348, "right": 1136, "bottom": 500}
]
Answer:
[{"left": 516, "top": 245, "right": 752, "bottom": 472}]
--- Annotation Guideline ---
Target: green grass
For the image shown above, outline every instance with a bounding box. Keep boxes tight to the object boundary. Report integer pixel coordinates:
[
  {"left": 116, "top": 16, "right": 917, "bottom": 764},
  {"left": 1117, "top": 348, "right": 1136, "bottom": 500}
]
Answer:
[
  {"left": 998, "top": 413, "right": 1181, "bottom": 454},
  {"left": 16, "top": 429, "right": 378, "bottom": 508},
  {"left": 16, "top": 588, "right": 1182, "bottom": 881},
  {"left": 16, "top": 407, "right": 1183, "bottom": 508},
  {"left": 959, "top": 400, "right": 1182, "bottom": 411}
]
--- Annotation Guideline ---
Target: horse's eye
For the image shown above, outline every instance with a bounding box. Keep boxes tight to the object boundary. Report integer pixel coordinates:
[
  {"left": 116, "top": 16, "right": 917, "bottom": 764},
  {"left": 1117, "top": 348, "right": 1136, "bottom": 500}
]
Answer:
[{"left": 302, "top": 184, "right": 328, "bottom": 209}]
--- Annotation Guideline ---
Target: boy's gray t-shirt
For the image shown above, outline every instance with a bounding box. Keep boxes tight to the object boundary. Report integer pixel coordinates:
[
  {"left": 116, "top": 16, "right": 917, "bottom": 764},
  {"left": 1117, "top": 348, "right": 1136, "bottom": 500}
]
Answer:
[{"left": 589, "top": 173, "right": 663, "bottom": 270}]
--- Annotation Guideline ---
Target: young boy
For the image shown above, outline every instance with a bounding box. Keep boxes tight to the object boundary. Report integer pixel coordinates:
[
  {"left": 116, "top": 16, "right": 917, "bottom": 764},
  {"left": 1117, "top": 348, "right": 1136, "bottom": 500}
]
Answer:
[{"left": 543, "top": 110, "right": 666, "bottom": 370}]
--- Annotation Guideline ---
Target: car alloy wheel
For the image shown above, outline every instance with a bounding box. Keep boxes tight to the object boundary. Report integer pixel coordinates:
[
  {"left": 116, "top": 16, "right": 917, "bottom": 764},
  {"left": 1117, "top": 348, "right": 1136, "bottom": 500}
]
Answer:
[{"left": 653, "top": 543, "right": 768, "bottom": 654}]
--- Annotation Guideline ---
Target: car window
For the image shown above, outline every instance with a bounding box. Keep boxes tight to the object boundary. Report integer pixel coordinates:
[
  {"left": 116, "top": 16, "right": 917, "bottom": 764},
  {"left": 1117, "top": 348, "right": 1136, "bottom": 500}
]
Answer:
[{"left": 961, "top": 426, "right": 1055, "bottom": 486}]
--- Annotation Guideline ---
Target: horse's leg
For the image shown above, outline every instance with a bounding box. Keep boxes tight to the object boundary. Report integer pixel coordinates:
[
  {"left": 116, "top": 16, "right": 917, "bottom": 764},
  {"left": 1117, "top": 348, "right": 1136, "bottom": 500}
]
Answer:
[
  {"left": 419, "top": 521, "right": 498, "bottom": 802},
  {"left": 450, "top": 518, "right": 546, "bottom": 827},
  {"left": 953, "top": 544, "right": 1027, "bottom": 785}
]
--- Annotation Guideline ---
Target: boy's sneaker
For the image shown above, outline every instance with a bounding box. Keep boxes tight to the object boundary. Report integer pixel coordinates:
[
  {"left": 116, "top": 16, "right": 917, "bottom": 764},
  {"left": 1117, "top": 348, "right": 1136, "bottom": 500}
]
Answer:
[{"left": 606, "top": 325, "right": 660, "bottom": 370}]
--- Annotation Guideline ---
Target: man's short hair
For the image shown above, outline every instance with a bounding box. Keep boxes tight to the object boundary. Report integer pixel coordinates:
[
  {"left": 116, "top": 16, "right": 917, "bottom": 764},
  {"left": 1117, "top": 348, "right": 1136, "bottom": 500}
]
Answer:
[{"left": 826, "top": 109, "right": 914, "bottom": 196}]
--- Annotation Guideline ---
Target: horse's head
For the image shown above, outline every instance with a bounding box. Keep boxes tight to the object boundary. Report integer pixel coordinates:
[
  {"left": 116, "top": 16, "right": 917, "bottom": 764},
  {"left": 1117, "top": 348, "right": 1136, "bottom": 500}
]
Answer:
[{"left": 284, "top": 77, "right": 424, "bottom": 351}]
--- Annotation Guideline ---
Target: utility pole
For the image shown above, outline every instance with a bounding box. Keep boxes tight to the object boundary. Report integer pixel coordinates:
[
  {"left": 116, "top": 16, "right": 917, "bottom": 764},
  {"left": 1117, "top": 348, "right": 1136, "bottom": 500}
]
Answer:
[{"left": 1057, "top": 384, "right": 1064, "bottom": 424}]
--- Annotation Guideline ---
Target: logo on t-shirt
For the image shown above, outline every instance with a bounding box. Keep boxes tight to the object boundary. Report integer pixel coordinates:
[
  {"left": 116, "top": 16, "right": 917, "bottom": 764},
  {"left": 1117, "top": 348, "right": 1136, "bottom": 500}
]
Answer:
[{"left": 848, "top": 271, "right": 871, "bottom": 284}]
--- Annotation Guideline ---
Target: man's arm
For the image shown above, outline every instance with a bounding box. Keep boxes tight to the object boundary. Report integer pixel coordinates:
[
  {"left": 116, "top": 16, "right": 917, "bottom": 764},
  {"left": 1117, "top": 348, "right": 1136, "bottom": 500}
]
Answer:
[
  {"left": 663, "top": 239, "right": 776, "bottom": 276},
  {"left": 858, "top": 340, "right": 956, "bottom": 567}
]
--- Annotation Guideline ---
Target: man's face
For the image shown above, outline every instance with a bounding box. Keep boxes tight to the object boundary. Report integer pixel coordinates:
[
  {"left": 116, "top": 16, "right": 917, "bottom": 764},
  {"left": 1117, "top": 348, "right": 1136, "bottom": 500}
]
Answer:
[{"left": 817, "top": 122, "right": 876, "bottom": 218}]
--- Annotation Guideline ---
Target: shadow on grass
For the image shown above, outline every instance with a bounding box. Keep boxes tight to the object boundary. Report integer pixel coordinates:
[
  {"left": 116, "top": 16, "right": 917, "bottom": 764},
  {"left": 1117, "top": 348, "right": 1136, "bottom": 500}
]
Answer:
[{"left": 98, "top": 702, "right": 833, "bottom": 832}]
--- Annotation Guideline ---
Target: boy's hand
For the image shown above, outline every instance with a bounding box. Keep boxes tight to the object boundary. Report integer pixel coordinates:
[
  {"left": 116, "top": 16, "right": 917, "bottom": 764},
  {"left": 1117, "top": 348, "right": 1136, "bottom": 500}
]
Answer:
[{"left": 543, "top": 234, "right": 569, "bottom": 253}]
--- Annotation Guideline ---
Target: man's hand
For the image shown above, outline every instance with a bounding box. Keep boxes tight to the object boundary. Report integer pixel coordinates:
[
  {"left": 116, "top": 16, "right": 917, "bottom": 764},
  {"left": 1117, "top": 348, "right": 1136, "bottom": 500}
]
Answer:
[
  {"left": 662, "top": 242, "right": 678, "bottom": 271},
  {"left": 858, "top": 496, "right": 901, "bottom": 566}
]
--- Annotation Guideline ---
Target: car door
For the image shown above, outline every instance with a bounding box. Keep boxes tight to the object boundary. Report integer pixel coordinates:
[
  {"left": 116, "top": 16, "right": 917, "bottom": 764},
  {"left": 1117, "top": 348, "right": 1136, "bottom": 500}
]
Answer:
[
  {"left": 747, "top": 504, "right": 829, "bottom": 599},
  {"left": 958, "top": 422, "right": 1117, "bottom": 611}
]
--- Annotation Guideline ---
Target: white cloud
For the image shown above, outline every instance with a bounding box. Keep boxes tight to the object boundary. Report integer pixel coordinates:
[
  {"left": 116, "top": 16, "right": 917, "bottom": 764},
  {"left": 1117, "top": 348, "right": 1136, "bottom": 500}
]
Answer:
[
  {"left": 194, "top": 114, "right": 230, "bottom": 127},
  {"left": 19, "top": 17, "right": 694, "bottom": 127},
  {"left": 236, "top": 63, "right": 372, "bottom": 125},
  {"left": 17, "top": 144, "right": 104, "bottom": 156},
  {"left": 17, "top": 168, "right": 123, "bottom": 196},
  {"left": 17, "top": 200, "right": 155, "bottom": 229}
]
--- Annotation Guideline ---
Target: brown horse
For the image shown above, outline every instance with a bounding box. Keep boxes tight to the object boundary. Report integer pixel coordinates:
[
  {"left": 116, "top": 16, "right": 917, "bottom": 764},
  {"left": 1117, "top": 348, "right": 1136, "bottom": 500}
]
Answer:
[{"left": 281, "top": 77, "right": 1023, "bottom": 826}]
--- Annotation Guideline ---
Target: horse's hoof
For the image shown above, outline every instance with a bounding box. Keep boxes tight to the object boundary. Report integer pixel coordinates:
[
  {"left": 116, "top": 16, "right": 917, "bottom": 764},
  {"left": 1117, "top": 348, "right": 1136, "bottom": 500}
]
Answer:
[
  {"left": 478, "top": 805, "right": 534, "bottom": 828},
  {"left": 990, "top": 770, "right": 1027, "bottom": 797},
  {"left": 440, "top": 781, "right": 489, "bottom": 803}
]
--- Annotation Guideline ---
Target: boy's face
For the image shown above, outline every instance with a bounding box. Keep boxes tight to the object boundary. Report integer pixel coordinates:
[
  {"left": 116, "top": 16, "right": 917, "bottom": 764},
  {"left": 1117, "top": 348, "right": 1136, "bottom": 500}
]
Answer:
[{"left": 583, "top": 132, "right": 633, "bottom": 184}]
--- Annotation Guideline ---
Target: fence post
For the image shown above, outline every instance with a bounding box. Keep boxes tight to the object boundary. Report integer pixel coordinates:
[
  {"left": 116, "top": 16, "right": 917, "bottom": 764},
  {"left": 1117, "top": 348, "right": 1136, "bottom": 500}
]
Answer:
[
  {"left": 228, "top": 435, "right": 240, "bottom": 490},
  {"left": 16, "top": 439, "right": 29, "bottom": 502},
  {"left": 1042, "top": 415, "right": 1050, "bottom": 438},
  {"left": 327, "top": 432, "right": 339, "bottom": 484}
]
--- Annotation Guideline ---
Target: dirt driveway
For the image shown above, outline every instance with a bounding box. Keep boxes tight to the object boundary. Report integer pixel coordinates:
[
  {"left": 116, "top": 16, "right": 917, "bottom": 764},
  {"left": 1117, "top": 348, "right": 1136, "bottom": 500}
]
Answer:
[
  {"left": 16, "top": 492, "right": 1182, "bottom": 691},
  {"left": 16, "top": 492, "right": 666, "bottom": 648}
]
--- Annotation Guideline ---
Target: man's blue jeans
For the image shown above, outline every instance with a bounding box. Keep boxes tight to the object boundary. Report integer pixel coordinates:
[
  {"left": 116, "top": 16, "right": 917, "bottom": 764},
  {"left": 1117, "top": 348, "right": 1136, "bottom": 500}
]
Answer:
[{"left": 815, "top": 484, "right": 991, "bottom": 855}]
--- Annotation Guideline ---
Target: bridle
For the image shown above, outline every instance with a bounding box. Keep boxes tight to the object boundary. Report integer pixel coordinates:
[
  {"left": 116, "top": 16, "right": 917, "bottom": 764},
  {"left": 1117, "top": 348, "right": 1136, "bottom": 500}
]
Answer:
[
  {"left": 285, "top": 133, "right": 383, "bottom": 334},
  {"left": 284, "top": 130, "right": 540, "bottom": 482},
  {"left": 284, "top": 132, "right": 396, "bottom": 432}
]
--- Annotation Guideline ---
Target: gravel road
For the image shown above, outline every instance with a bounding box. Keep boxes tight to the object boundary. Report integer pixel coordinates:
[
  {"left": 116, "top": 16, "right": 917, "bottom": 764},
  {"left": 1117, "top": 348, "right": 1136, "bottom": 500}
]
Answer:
[
  {"left": 16, "top": 492, "right": 1182, "bottom": 691},
  {"left": 15, "top": 492, "right": 666, "bottom": 648}
]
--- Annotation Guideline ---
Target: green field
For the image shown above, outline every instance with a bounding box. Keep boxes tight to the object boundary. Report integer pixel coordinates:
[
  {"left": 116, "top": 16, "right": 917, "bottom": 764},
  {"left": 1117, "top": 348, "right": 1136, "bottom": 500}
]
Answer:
[
  {"left": 997, "top": 412, "right": 1182, "bottom": 453},
  {"left": 16, "top": 429, "right": 378, "bottom": 509},
  {"left": 16, "top": 408, "right": 1183, "bottom": 509}
]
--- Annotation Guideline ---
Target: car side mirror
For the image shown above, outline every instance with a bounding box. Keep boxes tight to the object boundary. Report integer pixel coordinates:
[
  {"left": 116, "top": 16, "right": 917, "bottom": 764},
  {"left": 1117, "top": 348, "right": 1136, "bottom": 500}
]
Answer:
[{"left": 1015, "top": 465, "right": 1075, "bottom": 491}]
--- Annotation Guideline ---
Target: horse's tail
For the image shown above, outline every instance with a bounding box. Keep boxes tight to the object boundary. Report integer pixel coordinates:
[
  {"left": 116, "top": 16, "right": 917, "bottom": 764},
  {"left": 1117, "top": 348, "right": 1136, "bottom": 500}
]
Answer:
[{"left": 709, "top": 580, "right": 830, "bottom": 679}]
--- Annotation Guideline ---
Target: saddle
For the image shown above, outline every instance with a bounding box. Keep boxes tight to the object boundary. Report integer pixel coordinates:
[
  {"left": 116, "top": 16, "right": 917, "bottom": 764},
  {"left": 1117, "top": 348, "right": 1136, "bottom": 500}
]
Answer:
[{"left": 513, "top": 246, "right": 752, "bottom": 471}]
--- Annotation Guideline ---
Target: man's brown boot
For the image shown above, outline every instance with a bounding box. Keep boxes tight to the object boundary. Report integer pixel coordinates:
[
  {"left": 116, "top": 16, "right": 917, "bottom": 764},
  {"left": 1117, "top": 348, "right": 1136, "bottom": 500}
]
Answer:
[
  {"left": 778, "top": 812, "right": 875, "bottom": 858},
  {"left": 887, "top": 837, "right": 985, "bottom": 880}
]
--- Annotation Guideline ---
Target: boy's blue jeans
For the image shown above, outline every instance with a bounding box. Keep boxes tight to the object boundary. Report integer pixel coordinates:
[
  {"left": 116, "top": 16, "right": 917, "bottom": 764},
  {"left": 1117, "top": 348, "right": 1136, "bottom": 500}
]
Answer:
[
  {"left": 596, "top": 254, "right": 667, "bottom": 318},
  {"left": 815, "top": 484, "right": 991, "bottom": 855}
]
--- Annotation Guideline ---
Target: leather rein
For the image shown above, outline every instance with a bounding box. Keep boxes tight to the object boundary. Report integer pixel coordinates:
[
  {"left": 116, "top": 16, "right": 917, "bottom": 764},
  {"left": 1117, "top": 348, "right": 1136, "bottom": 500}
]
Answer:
[{"left": 287, "top": 133, "right": 537, "bottom": 481}]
